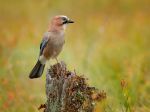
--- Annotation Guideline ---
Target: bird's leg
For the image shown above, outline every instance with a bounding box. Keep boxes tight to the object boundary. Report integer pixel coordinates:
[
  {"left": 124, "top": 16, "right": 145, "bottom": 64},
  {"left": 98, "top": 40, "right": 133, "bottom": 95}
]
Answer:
[
  {"left": 55, "top": 57, "right": 59, "bottom": 64},
  {"left": 55, "top": 57, "right": 61, "bottom": 73}
]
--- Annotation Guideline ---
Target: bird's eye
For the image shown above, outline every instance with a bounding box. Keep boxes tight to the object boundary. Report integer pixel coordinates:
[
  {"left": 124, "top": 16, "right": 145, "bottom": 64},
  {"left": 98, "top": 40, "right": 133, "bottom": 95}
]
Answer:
[
  {"left": 62, "top": 17, "right": 68, "bottom": 24},
  {"left": 62, "top": 17, "right": 67, "bottom": 21}
]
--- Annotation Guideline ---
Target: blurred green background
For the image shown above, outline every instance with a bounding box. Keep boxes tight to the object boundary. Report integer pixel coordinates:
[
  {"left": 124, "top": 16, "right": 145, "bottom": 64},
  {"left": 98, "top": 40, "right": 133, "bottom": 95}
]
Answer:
[{"left": 0, "top": 0, "right": 150, "bottom": 112}]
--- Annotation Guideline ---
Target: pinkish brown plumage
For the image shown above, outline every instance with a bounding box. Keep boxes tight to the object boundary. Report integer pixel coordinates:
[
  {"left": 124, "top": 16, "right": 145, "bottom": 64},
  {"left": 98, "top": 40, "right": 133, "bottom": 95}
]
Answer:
[{"left": 29, "top": 15, "right": 74, "bottom": 79}]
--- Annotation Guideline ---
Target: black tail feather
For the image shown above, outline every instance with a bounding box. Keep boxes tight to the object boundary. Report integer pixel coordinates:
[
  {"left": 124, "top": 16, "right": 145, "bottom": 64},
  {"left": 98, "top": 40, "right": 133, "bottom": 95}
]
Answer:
[{"left": 29, "top": 60, "right": 45, "bottom": 79}]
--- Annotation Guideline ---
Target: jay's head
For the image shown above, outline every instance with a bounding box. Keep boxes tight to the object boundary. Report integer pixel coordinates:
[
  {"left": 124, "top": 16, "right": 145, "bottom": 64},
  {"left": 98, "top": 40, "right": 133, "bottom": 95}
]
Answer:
[{"left": 49, "top": 15, "right": 74, "bottom": 31}]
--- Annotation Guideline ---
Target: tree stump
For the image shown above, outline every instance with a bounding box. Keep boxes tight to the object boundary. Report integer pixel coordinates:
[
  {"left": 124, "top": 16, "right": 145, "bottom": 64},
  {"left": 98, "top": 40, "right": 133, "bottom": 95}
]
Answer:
[{"left": 38, "top": 61, "right": 106, "bottom": 112}]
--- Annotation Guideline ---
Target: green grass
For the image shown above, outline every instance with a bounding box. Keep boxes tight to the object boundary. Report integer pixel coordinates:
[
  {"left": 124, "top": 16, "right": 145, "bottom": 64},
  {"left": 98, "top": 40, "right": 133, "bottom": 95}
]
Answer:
[{"left": 0, "top": 0, "right": 150, "bottom": 111}]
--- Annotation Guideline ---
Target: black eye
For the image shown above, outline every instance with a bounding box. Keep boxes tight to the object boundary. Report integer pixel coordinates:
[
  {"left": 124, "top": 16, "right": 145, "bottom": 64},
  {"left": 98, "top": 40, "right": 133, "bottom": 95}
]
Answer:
[
  {"left": 62, "top": 17, "right": 68, "bottom": 24},
  {"left": 62, "top": 17, "right": 67, "bottom": 21}
]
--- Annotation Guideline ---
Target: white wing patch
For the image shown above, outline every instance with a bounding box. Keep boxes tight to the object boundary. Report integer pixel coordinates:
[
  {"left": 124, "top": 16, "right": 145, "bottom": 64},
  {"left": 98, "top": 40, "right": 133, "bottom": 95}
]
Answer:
[{"left": 39, "top": 55, "right": 47, "bottom": 65}]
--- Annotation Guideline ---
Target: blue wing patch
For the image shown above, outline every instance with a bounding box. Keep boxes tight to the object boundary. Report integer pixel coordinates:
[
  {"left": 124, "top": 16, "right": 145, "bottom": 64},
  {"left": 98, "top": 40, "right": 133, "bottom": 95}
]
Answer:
[{"left": 40, "top": 35, "right": 49, "bottom": 55}]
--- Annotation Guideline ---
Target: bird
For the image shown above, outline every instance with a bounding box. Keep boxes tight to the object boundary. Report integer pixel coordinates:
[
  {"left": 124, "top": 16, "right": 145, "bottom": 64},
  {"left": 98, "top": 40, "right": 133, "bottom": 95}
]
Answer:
[{"left": 29, "top": 15, "right": 74, "bottom": 79}]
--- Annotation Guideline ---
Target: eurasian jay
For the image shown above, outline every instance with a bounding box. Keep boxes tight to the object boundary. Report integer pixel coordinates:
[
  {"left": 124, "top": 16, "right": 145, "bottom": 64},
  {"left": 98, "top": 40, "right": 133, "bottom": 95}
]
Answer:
[{"left": 29, "top": 15, "right": 74, "bottom": 79}]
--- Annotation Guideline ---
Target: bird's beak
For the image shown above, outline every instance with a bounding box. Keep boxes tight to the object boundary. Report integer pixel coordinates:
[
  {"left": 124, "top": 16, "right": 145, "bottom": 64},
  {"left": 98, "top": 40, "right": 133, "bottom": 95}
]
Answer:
[{"left": 67, "top": 19, "right": 74, "bottom": 23}]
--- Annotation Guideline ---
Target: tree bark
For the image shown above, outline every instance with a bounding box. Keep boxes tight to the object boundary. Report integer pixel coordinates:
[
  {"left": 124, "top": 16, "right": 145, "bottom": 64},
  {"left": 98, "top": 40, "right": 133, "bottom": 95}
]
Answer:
[{"left": 39, "top": 61, "right": 106, "bottom": 112}]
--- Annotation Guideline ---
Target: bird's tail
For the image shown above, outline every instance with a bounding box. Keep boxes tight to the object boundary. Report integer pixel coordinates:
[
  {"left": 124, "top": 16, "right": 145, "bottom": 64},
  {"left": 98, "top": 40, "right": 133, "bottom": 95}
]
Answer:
[{"left": 29, "top": 60, "right": 45, "bottom": 79}]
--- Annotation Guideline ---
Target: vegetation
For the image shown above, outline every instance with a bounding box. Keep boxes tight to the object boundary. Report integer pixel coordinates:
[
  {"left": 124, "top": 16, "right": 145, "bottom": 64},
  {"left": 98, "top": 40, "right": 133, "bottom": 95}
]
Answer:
[
  {"left": 42, "top": 62, "right": 106, "bottom": 112},
  {"left": 0, "top": 0, "right": 149, "bottom": 112}
]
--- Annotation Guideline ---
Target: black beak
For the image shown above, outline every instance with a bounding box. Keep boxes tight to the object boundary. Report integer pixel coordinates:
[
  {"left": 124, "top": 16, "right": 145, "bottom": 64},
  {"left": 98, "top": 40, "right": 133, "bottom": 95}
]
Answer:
[
  {"left": 67, "top": 19, "right": 74, "bottom": 23},
  {"left": 62, "top": 19, "right": 74, "bottom": 24}
]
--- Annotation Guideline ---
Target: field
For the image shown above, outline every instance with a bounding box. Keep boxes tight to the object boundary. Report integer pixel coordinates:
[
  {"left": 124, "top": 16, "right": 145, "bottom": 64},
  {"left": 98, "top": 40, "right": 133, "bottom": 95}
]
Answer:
[{"left": 0, "top": 0, "right": 150, "bottom": 112}]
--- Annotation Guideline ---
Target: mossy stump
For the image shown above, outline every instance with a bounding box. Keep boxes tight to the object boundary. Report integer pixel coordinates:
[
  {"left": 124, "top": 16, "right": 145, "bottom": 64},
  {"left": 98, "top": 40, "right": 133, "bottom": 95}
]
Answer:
[{"left": 38, "top": 61, "right": 106, "bottom": 112}]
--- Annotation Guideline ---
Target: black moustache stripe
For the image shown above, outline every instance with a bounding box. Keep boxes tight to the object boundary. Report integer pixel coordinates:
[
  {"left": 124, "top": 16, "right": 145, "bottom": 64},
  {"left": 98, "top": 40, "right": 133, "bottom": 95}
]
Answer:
[{"left": 63, "top": 21, "right": 68, "bottom": 24}]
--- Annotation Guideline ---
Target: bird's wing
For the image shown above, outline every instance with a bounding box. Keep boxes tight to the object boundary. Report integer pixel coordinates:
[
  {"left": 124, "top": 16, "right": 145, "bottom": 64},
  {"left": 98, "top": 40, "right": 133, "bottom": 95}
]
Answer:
[{"left": 39, "top": 33, "right": 49, "bottom": 56}]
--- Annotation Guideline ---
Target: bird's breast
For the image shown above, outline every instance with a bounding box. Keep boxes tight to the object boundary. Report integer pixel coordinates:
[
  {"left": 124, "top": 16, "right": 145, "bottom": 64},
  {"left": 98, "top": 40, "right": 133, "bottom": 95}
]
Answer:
[
  {"left": 51, "top": 32, "right": 65, "bottom": 46},
  {"left": 44, "top": 31, "right": 65, "bottom": 59}
]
